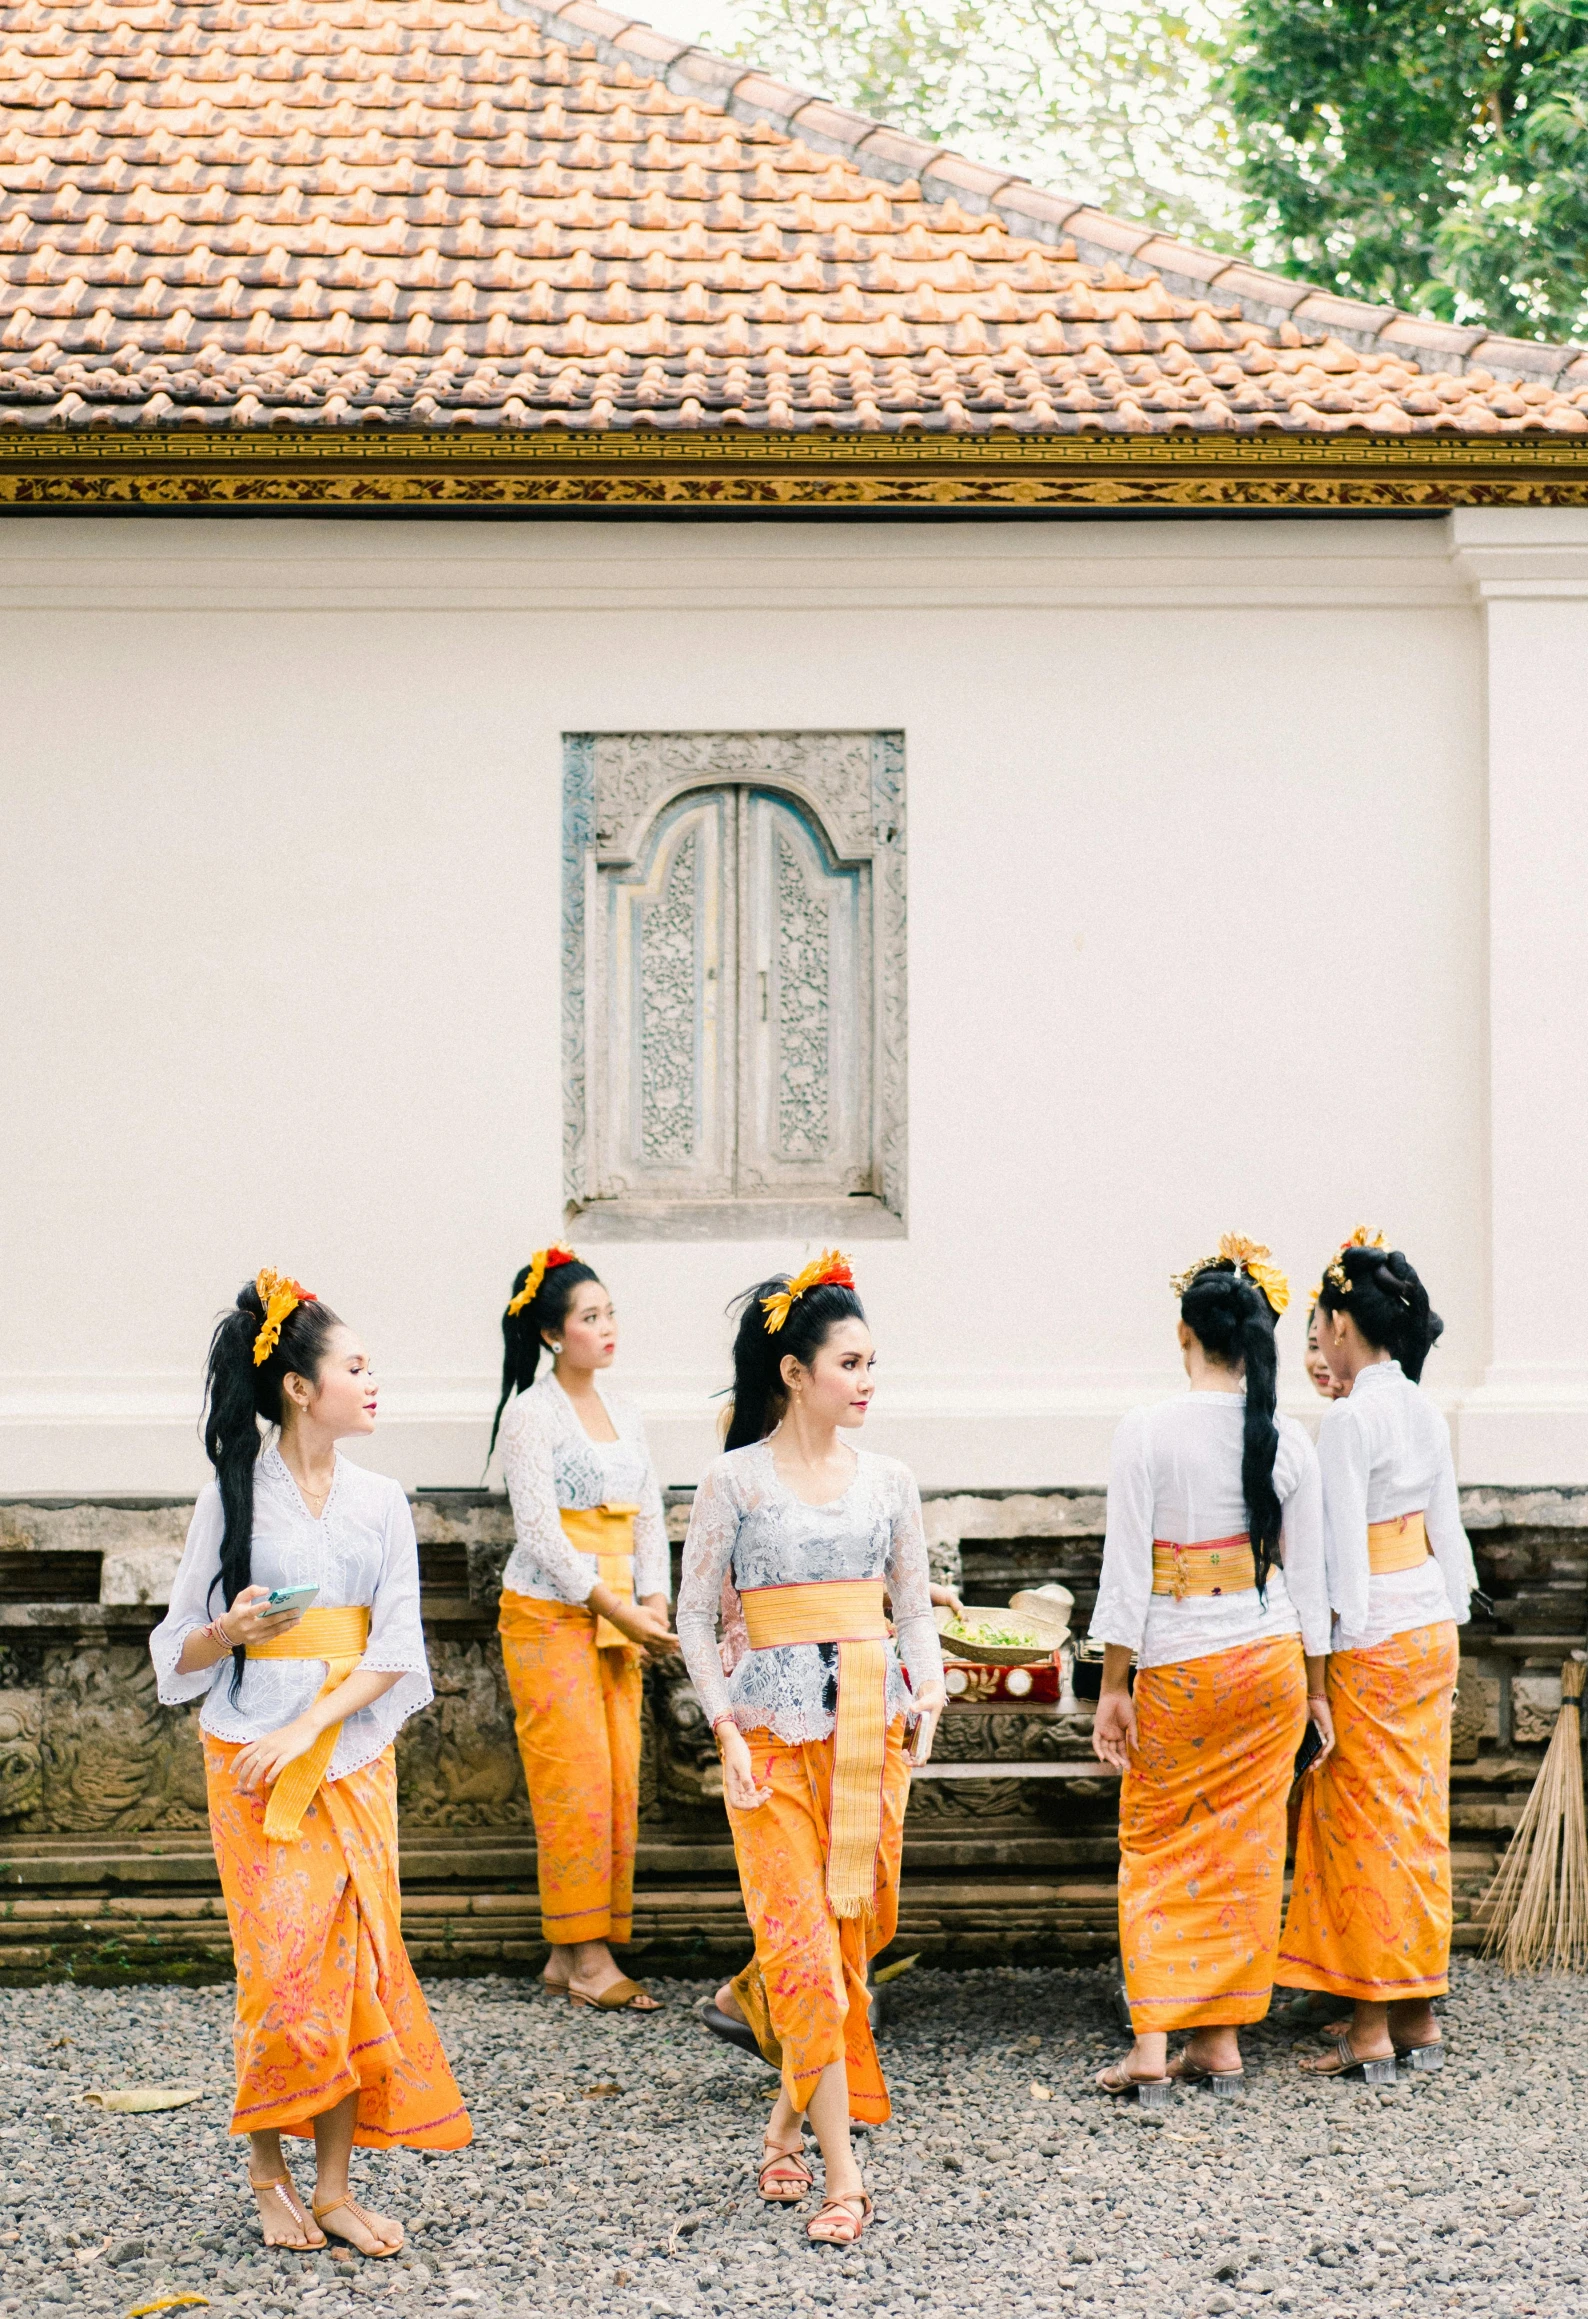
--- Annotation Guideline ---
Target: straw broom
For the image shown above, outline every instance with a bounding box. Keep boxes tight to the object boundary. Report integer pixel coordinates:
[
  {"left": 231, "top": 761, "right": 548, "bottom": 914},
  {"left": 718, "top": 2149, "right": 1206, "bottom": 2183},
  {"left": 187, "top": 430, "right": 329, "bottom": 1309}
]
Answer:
[{"left": 1481, "top": 1652, "right": 1588, "bottom": 1972}]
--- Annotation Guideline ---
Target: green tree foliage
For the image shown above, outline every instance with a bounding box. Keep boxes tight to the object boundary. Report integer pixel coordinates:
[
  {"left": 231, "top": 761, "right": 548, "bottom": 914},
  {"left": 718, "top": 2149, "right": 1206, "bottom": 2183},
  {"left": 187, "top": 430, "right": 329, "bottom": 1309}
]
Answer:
[
  {"left": 1223, "top": 0, "right": 1588, "bottom": 337},
  {"left": 706, "top": 0, "right": 1242, "bottom": 239}
]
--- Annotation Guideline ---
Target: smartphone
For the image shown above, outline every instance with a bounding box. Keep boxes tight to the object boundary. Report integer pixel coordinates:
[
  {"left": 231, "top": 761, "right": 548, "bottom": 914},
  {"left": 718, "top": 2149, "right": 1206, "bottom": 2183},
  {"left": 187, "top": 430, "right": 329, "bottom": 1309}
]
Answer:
[
  {"left": 1294, "top": 1718, "right": 1325, "bottom": 1779},
  {"left": 262, "top": 1583, "right": 319, "bottom": 1616}
]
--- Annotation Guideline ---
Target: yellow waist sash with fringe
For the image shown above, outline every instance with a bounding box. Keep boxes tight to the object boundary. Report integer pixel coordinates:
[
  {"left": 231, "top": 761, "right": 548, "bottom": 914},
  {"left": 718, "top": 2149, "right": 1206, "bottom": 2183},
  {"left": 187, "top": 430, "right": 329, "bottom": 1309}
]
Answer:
[
  {"left": 560, "top": 1503, "right": 640, "bottom": 1649},
  {"left": 245, "top": 1604, "right": 371, "bottom": 1842},
  {"left": 1368, "top": 1510, "right": 1430, "bottom": 1575},
  {"left": 1151, "top": 1534, "right": 1257, "bottom": 1600},
  {"left": 740, "top": 1577, "right": 891, "bottom": 1921}
]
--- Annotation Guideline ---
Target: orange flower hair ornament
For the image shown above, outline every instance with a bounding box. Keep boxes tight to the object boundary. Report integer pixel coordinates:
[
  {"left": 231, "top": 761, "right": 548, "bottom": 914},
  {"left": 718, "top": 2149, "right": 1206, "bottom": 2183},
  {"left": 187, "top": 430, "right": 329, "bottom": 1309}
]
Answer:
[
  {"left": 506, "top": 1244, "right": 578, "bottom": 1319},
  {"left": 761, "top": 1249, "right": 856, "bottom": 1335},
  {"left": 1170, "top": 1233, "right": 1290, "bottom": 1319},
  {"left": 1325, "top": 1226, "right": 1388, "bottom": 1296},
  {"left": 252, "top": 1268, "right": 317, "bottom": 1367}
]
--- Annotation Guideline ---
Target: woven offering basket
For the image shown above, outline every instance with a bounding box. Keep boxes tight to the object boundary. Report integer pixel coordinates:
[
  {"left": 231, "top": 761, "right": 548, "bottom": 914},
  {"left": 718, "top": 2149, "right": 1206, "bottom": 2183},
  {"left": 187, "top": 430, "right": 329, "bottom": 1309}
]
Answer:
[{"left": 934, "top": 1600, "right": 1070, "bottom": 1668}]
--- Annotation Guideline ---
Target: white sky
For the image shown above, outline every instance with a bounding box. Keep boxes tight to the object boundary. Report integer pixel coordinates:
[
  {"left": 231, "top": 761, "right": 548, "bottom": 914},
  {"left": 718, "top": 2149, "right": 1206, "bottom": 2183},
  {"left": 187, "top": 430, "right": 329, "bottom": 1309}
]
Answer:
[{"left": 635, "top": 0, "right": 758, "bottom": 64}]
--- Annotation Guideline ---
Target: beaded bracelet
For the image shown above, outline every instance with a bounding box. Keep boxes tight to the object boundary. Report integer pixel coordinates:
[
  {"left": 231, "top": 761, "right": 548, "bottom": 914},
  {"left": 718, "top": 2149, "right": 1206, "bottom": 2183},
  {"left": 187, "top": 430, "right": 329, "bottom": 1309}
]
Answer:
[{"left": 203, "top": 1615, "right": 235, "bottom": 1651}]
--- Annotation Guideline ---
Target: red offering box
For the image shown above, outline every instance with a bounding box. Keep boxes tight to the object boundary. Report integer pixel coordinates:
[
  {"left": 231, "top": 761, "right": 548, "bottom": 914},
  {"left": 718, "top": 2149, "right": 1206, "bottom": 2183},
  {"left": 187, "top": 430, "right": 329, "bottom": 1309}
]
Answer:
[{"left": 943, "top": 1658, "right": 1062, "bottom": 1705}]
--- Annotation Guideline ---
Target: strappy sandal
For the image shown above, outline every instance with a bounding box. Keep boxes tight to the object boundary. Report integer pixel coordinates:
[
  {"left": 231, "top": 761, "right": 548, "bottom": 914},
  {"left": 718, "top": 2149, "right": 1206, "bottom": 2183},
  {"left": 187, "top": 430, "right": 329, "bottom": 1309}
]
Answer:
[
  {"left": 1297, "top": 2033, "right": 1396, "bottom": 2085},
  {"left": 567, "top": 1974, "right": 662, "bottom": 2012},
  {"left": 1167, "top": 2050, "right": 1244, "bottom": 2099},
  {"left": 807, "top": 2190, "right": 872, "bottom": 2244},
  {"left": 757, "top": 2136, "right": 814, "bottom": 2203},
  {"left": 248, "top": 2172, "right": 325, "bottom": 2251},
  {"left": 1095, "top": 2056, "right": 1172, "bottom": 2112},
  {"left": 312, "top": 2193, "right": 404, "bottom": 2258}
]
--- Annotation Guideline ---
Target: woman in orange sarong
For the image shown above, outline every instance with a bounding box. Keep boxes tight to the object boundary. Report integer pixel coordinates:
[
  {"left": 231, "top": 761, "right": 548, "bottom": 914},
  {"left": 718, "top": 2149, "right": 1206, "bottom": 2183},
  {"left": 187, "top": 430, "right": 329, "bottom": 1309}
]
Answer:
[
  {"left": 1089, "top": 1237, "right": 1333, "bottom": 2103},
  {"left": 150, "top": 1272, "right": 469, "bottom": 2258},
  {"left": 676, "top": 1253, "right": 945, "bottom": 2247},
  {"left": 1283, "top": 1234, "right": 1476, "bottom": 2080},
  {"left": 488, "top": 1246, "right": 676, "bottom": 2012}
]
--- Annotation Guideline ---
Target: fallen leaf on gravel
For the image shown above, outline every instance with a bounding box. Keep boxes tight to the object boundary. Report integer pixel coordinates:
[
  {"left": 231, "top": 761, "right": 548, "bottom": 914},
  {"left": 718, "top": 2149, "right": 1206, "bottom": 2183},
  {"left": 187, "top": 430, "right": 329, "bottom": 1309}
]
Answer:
[
  {"left": 128, "top": 2299, "right": 210, "bottom": 2316},
  {"left": 583, "top": 2083, "right": 622, "bottom": 2099},
  {"left": 1029, "top": 2082, "right": 1052, "bottom": 2101},
  {"left": 83, "top": 2088, "right": 208, "bottom": 2115},
  {"left": 874, "top": 1954, "right": 920, "bottom": 1986}
]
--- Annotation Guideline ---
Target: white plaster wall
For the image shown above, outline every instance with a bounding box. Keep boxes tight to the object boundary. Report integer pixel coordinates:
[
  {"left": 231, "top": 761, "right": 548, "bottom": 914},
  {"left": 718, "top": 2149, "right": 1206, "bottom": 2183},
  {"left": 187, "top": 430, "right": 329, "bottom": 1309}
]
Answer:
[{"left": 0, "top": 513, "right": 1506, "bottom": 1492}]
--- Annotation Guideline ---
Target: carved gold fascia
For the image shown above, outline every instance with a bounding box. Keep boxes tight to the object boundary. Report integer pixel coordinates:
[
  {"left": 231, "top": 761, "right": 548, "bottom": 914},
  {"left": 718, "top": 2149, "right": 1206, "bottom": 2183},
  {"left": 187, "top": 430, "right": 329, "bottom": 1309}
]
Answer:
[{"left": 4, "top": 426, "right": 1588, "bottom": 507}]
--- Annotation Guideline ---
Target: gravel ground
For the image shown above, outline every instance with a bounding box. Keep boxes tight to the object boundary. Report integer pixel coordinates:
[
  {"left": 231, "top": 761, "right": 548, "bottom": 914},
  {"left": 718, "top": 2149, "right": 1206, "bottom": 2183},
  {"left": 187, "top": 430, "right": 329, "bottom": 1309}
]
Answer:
[{"left": 0, "top": 1959, "right": 1583, "bottom": 2318}]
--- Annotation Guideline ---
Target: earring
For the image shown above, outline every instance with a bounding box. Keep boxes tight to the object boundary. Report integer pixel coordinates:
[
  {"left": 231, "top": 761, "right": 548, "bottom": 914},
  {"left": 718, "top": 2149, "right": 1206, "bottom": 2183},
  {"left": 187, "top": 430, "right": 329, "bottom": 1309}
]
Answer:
[{"left": 550, "top": 1341, "right": 563, "bottom": 1355}]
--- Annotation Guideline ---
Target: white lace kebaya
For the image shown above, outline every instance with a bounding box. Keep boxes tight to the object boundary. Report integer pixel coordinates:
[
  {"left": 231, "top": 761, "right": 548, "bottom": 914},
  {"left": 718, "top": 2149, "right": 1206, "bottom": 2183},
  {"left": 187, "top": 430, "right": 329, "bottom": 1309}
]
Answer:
[
  {"left": 1318, "top": 1358, "right": 1476, "bottom": 1652},
  {"left": 498, "top": 1370, "right": 670, "bottom": 1605},
  {"left": 1089, "top": 1393, "right": 1331, "bottom": 1670},
  {"left": 675, "top": 1438, "right": 944, "bottom": 1746},
  {"left": 148, "top": 1444, "right": 433, "bottom": 1781}
]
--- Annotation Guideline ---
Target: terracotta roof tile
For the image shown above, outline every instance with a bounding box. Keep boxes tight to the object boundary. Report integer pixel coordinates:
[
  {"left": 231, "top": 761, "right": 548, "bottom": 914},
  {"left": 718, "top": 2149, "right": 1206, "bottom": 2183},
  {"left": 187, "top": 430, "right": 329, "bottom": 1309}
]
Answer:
[{"left": 1, "top": 0, "right": 1585, "bottom": 438}]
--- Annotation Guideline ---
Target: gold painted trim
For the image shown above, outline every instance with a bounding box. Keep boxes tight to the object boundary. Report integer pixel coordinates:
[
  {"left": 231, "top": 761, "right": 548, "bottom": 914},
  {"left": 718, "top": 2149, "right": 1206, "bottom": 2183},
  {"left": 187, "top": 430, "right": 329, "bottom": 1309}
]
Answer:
[{"left": 3, "top": 425, "right": 1588, "bottom": 507}]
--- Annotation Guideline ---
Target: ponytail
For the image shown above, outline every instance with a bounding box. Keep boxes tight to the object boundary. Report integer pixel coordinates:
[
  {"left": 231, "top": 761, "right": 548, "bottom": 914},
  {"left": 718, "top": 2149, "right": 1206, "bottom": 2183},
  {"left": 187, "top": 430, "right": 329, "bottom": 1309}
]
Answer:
[
  {"left": 486, "top": 1254, "right": 601, "bottom": 1469},
  {"left": 1316, "top": 1239, "right": 1443, "bottom": 1382},
  {"left": 724, "top": 1273, "right": 865, "bottom": 1451},
  {"left": 201, "top": 1278, "right": 342, "bottom": 1699},
  {"left": 1178, "top": 1264, "right": 1283, "bottom": 1594}
]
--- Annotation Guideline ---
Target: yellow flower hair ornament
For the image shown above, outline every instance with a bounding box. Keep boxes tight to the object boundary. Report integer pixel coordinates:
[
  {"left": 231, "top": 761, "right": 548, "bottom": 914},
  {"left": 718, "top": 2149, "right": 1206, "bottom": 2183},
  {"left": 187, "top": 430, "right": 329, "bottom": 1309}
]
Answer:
[
  {"left": 1325, "top": 1226, "right": 1388, "bottom": 1295},
  {"left": 761, "top": 1249, "right": 857, "bottom": 1335},
  {"left": 252, "top": 1269, "right": 316, "bottom": 1368},
  {"left": 1170, "top": 1233, "right": 1290, "bottom": 1319},
  {"left": 506, "top": 1244, "right": 578, "bottom": 1319}
]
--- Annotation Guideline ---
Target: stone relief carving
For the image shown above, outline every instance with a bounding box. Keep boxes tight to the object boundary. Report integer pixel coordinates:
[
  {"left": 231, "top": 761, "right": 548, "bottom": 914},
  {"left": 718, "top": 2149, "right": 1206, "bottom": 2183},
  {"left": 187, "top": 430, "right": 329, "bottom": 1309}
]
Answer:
[
  {"left": 776, "top": 828, "right": 831, "bottom": 1160},
  {"left": 395, "top": 1640, "right": 529, "bottom": 1829},
  {"left": 640, "top": 825, "right": 700, "bottom": 1164},
  {"left": 563, "top": 731, "right": 906, "bottom": 1224},
  {"left": 0, "top": 1691, "right": 42, "bottom": 1821}
]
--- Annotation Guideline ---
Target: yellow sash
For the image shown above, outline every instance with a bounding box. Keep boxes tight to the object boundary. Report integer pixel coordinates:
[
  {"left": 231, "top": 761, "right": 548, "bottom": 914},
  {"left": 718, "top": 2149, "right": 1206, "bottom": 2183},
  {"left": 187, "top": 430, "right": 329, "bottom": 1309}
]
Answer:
[
  {"left": 1368, "top": 1510, "right": 1429, "bottom": 1575},
  {"left": 560, "top": 1504, "right": 640, "bottom": 1650},
  {"left": 245, "top": 1604, "right": 371, "bottom": 1842},
  {"left": 1151, "top": 1534, "right": 1257, "bottom": 1600},
  {"left": 740, "top": 1577, "right": 890, "bottom": 1920}
]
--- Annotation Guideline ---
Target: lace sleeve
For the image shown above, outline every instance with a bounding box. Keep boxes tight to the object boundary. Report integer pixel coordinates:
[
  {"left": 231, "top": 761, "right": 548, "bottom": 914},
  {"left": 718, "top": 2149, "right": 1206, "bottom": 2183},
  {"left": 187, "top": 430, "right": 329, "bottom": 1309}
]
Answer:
[
  {"left": 148, "top": 1486, "right": 226, "bottom": 1705},
  {"left": 675, "top": 1461, "right": 743, "bottom": 1727},
  {"left": 1426, "top": 1407, "right": 1476, "bottom": 1625},
  {"left": 1089, "top": 1407, "right": 1154, "bottom": 1652},
  {"left": 1318, "top": 1402, "right": 1371, "bottom": 1636},
  {"left": 1277, "top": 1424, "right": 1331, "bottom": 1659},
  {"left": 500, "top": 1394, "right": 597, "bottom": 1601},
  {"left": 629, "top": 1418, "right": 671, "bottom": 1603},
  {"left": 361, "top": 1487, "right": 432, "bottom": 1687},
  {"left": 884, "top": 1466, "right": 943, "bottom": 1698}
]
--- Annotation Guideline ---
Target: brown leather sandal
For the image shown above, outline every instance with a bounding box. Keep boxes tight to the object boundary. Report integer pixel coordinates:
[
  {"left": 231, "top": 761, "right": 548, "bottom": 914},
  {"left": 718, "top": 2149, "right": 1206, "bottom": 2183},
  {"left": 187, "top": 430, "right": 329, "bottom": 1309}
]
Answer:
[
  {"left": 567, "top": 1974, "right": 662, "bottom": 2012},
  {"left": 311, "top": 2193, "right": 404, "bottom": 2258},
  {"left": 249, "top": 2171, "right": 325, "bottom": 2250},
  {"left": 808, "top": 2190, "right": 873, "bottom": 2244},
  {"left": 757, "top": 2137, "right": 814, "bottom": 2203}
]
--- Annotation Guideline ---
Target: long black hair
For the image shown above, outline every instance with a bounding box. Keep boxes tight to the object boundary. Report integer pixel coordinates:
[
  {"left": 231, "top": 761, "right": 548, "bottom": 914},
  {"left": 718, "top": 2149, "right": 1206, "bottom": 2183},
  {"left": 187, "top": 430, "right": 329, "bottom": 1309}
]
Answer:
[
  {"left": 486, "top": 1251, "right": 603, "bottom": 1466},
  {"left": 1179, "top": 1262, "right": 1283, "bottom": 1594},
  {"left": 1315, "top": 1239, "right": 1443, "bottom": 1383},
  {"left": 202, "top": 1276, "right": 343, "bottom": 1698},
  {"left": 724, "top": 1269, "right": 866, "bottom": 1451}
]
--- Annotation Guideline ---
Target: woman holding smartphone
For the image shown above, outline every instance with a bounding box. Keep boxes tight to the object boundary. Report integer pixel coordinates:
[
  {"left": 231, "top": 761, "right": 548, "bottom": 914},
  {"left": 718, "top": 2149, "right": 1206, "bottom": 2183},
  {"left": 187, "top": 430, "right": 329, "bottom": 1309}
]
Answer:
[
  {"left": 488, "top": 1246, "right": 676, "bottom": 2011},
  {"left": 151, "top": 1272, "right": 469, "bottom": 2258},
  {"left": 675, "top": 1253, "right": 945, "bottom": 2246}
]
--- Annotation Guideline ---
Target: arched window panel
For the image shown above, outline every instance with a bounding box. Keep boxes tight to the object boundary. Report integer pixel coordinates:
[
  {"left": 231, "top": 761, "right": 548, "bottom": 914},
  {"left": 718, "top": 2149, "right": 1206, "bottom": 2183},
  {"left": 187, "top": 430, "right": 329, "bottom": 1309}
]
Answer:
[
  {"left": 740, "top": 792, "right": 872, "bottom": 1197},
  {"left": 598, "top": 790, "right": 735, "bottom": 1199},
  {"left": 564, "top": 731, "right": 905, "bottom": 1240}
]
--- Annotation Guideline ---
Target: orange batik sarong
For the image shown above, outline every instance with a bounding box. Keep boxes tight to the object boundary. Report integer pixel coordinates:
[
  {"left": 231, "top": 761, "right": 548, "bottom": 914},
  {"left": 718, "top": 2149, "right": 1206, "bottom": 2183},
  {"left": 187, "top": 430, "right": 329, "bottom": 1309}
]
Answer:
[
  {"left": 1279, "top": 1620, "right": 1460, "bottom": 2002},
  {"left": 204, "top": 1735, "right": 470, "bottom": 2149},
  {"left": 1119, "top": 1635, "right": 1307, "bottom": 2032},
  {"left": 498, "top": 1587, "right": 643, "bottom": 1947},
  {"left": 726, "top": 1718, "right": 911, "bottom": 2125}
]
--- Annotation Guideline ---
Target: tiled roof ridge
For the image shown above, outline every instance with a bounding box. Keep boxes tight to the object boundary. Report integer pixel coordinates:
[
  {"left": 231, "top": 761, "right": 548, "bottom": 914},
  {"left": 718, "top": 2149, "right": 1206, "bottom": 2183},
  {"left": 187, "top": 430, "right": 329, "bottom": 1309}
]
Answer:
[
  {"left": 3, "top": 0, "right": 1588, "bottom": 451},
  {"left": 529, "top": 0, "right": 1584, "bottom": 389}
]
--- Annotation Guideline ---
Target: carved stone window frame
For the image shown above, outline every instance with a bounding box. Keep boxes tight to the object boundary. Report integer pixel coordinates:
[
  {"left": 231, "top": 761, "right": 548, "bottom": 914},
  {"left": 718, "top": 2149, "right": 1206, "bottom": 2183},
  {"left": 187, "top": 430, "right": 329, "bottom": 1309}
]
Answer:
[{"left": 563, "top": 730, "right": 907, "bottom": 1241}]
